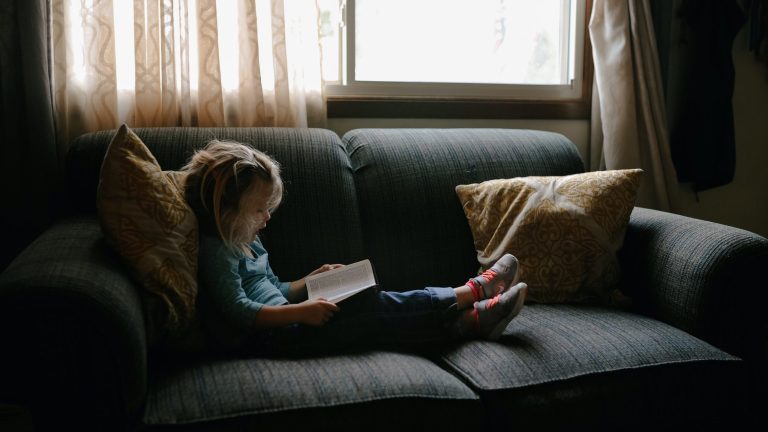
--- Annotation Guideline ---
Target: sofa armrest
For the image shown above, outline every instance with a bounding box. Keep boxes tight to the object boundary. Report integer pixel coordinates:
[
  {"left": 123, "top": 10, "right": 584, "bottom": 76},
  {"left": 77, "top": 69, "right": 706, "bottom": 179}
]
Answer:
[
  {"left": 619, "top": 207, "right": 768, "bottom": 361},
  {"left": 0, "top": 216, "right": 147, "bottom": 429}
]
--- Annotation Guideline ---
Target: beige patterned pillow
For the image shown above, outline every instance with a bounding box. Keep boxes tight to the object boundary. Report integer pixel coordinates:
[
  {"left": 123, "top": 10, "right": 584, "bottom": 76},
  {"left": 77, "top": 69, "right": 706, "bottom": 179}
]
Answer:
[
  {"left": 97, "top": 124, "right": 197, "bottom": 335},
  {"left": 456, "top": 169, "right": 643, "bottom": 304}
]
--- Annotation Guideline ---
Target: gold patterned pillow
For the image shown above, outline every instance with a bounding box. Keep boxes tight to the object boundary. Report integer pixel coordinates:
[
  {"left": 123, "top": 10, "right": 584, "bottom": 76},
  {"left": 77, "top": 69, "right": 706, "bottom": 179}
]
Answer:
[
  {"left": 97, "top": 124, "right": 197, "bottom": 336},
  {"left": 455, "top": 169, "right": 643, "bottom": 304}
]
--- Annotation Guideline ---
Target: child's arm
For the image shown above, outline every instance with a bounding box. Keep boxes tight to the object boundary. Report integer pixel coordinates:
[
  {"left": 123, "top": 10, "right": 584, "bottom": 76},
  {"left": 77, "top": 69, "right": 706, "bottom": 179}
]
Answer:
[
  {"left": 202, "top": 238, "right": 342, "bottom": 330},
  {"left": 205, "top": 258, "right": 340, "bottom": 329},
  {"left": 254, "top": 238, "right": 343, "bottom": 302}
]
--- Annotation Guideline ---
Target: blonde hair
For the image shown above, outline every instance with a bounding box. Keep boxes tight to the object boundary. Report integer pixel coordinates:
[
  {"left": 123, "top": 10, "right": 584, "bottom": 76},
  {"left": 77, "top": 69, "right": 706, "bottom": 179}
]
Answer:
[{"left": 182, "top": 140, "right": 283, "bottom": 254}]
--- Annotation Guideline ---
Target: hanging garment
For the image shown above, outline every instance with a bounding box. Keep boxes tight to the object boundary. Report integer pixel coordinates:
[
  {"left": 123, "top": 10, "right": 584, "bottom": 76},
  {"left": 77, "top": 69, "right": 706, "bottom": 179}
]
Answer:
[{"left": 664, "top": 0, "right": 746, "bottom": 191}]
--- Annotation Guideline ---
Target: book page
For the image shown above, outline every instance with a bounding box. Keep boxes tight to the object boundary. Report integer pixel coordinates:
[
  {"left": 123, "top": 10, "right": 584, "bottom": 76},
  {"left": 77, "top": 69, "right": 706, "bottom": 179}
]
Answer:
[{"left": 305, "top": 259, "right": 376, "bottom": 304}]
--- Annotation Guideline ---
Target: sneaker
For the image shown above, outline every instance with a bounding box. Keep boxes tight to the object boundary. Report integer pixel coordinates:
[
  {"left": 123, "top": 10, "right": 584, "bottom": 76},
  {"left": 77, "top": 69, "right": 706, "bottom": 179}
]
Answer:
[
  {"left": 466, "top": 254, "right": 520, "bottom": 301},
  {"left": 473, "top": 282, "right": 528, "bottom": 340}
]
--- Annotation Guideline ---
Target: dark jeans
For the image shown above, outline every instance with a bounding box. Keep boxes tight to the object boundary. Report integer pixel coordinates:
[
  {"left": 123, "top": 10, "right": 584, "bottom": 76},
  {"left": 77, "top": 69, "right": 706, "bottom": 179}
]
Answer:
[{"left": 249, "top": 287, "right": 460, "bottom": 357}]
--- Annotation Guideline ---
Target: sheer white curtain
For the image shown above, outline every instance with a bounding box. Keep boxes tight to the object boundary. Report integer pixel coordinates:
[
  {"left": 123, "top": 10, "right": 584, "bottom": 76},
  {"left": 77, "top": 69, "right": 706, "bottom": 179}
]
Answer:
[
  {"left": 51, "top": 0, "right": 325, "bottom": 148},
  {"left": 589, "top": 0, "right": 679, "bottom": 211}
]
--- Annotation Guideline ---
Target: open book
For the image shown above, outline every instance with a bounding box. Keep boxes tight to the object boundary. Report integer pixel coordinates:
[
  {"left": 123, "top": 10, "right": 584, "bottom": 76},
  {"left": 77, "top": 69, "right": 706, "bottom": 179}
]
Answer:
[{"left": 305, "top": 259, "right": 377, "bottom": 304}]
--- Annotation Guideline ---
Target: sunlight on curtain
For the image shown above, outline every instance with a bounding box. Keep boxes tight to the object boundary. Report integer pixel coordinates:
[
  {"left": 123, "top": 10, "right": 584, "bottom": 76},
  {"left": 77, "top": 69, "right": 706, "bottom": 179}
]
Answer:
[
  {"left": 50, "top": 0, "right": 326, "bottom": 146},
  {"left": 589, "top": 0, "right": 678, "bottom": 211}
]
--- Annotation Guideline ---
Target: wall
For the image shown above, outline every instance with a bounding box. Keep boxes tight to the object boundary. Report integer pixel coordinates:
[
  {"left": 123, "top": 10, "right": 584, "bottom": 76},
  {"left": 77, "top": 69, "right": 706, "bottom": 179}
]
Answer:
[
  {"left": 328, "top": 29, "right": 768, "bottom": 239},
  {"left": 671, "top": 27, "right": 768, "bottom": 238}
]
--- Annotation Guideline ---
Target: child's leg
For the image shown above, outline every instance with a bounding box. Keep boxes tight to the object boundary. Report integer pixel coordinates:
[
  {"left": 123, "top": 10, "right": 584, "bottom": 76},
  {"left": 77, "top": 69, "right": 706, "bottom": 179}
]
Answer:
[
  {"left": 456, "top": 254, "right": 520, "bottom": 307},
  {"left": 454, "top": 284, "right": 476, "bottom": 310},
  {"left": 458, "top": 282, "right": 528, "bottom": 340},
  {"left": 251, "top": 287, "right": 460, "bottom": 357},
  {"left": 250, "top": 257, "right": 523, "bottom": 356}
]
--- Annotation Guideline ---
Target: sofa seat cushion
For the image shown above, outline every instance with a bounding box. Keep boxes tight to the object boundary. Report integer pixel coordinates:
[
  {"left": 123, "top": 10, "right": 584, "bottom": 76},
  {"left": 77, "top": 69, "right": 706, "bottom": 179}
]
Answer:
[
  {"left": 143, "top": 351, "right": 478, "bottom": 428},
  {"left": 440, "top": 303, "right": 743, "bottom": 428},
  {"left": 442, "top": 303, "right": 740, "bottom": 392}
]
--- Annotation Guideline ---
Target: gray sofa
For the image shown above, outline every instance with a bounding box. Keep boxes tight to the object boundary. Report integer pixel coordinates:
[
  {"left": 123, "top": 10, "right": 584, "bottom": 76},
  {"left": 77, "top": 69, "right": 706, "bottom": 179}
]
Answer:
[{"left": 1, "top": 127, "right": 766, "bottom": 431}]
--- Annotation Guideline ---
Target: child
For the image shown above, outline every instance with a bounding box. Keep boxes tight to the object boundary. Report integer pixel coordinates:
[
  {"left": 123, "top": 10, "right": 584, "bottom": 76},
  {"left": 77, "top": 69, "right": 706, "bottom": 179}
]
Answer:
[{"left": 183, "top": 140, "right": 528, "bottom": 356}]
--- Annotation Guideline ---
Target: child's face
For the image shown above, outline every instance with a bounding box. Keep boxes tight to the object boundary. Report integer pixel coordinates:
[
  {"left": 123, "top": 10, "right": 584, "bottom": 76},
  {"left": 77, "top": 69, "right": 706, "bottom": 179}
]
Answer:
[{"left": 236, "top": 183, "right": 274, "bottom": 241}]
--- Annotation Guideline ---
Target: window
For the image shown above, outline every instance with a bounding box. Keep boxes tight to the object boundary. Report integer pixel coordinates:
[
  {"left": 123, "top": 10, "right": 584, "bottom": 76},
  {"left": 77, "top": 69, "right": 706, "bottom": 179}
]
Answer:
[{"left": 317, "top": 0, "right": 593, "bottom": 119}]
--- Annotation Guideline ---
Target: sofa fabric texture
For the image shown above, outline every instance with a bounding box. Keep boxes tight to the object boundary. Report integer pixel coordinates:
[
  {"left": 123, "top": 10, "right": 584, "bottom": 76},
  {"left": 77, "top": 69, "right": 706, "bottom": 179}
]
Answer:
[
  {"left": 143, "top": 351, "right": 478, "bottom": 425},
  {"left": 441, "top": 303, "right": 739, "bottom": 391},
  {"left": 619, "top": 207, "right": 768, "bottom": 367},
  {"left": 1, "top": 127, "right": 766, "bottom": 431},
  {"left": 342, "top": 128, "right": 585, "bottom": 293},
  {"left": 0, "top": 217, "right": 148, "bottom": 424}
]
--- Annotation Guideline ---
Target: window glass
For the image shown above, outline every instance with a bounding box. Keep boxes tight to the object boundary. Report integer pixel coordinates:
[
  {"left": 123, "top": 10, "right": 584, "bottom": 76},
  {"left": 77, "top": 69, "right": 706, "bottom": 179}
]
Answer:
[
  {"left": 318, "top": 0, "right": 585, "bottom": 98},
  {"left": 354, "top": 0, "right": 571, "bottom": 85}
]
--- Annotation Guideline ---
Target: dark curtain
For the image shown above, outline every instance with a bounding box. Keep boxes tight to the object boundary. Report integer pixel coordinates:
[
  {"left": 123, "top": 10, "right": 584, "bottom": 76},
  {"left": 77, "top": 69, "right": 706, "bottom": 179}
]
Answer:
[
  {"left": 748, "top": 0, "right": 768, "bottom": 74},
  {"left": 652, "top": 0, "right": 746, "bottom": 193},
  {"left": 0, "top": 0, "right": 59, "bottom": 271}
]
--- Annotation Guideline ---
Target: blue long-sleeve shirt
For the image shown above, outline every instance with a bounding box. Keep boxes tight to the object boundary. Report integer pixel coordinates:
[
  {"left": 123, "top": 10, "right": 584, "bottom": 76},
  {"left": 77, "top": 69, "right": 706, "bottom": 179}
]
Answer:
[{"left": 198, "top": 234, "right": 292, "bottom": 331}]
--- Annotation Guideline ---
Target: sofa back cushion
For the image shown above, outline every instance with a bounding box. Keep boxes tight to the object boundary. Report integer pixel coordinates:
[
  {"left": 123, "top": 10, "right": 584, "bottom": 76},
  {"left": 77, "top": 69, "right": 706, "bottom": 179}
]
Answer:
[
  {"left": 68, "top": 127, "right": 365, "bottom": 281},
  {"left": 343, "top": 128, "right": 585, "bottom": 292}
]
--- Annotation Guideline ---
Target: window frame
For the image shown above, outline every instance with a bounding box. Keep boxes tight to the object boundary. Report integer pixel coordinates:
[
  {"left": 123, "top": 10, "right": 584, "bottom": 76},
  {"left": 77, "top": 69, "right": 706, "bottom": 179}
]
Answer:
[{"left": 325, "top": 0, "right": 593, "bottom": 119}]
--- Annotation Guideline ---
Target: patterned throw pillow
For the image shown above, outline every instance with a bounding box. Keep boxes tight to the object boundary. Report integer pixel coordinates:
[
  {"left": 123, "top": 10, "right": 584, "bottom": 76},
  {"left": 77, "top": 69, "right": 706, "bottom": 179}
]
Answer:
[
  {"left": 455, "top": 169, "right": 643, "bottom": 304},
  {"left": 97, "top": 124, "right": 198, "bottom": 337}
]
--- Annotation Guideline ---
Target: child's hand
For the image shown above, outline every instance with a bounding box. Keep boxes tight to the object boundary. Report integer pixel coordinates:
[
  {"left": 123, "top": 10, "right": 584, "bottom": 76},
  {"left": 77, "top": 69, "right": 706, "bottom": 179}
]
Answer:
[
  {"left": 308, "top": 263, "right": 345, "bottom": 276},
  {"left": 296, "top": 298, "right": 340, "bottom": 326},
  {"left": 289, "top": 264, "right": 345, "bottom": 301}
]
